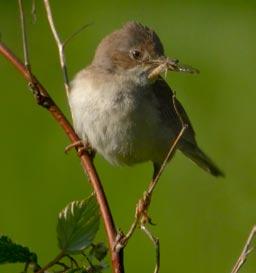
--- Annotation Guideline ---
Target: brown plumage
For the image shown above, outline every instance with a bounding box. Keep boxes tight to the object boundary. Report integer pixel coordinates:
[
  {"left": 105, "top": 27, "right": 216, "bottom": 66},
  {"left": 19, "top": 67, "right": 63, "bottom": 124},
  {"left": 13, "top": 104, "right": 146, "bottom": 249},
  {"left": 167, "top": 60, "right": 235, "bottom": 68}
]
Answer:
[
  {"left": 69, "top": 21, "right": 224, "bottom": 178},
  {"left": 152, "top": 78, "right": 224, "bottom": 176}
]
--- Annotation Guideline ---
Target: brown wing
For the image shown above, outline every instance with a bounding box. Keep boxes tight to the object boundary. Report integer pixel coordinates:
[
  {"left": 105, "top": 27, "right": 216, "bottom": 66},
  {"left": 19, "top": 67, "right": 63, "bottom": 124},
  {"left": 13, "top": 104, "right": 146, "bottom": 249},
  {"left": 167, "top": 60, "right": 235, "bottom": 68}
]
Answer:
[
  {"left": 152, "top": 77, "right": 224, "bottom": 177},
  {"left": 152, "top": 77, "right": 197, "bottom": 145}
]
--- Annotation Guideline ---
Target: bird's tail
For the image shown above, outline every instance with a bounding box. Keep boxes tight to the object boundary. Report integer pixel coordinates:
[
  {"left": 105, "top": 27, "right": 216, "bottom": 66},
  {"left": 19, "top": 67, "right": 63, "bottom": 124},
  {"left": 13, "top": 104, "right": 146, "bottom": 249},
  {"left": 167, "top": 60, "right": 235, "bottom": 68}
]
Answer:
[{"left": 180, "top": 142, "right": 224, "bottom": 177}]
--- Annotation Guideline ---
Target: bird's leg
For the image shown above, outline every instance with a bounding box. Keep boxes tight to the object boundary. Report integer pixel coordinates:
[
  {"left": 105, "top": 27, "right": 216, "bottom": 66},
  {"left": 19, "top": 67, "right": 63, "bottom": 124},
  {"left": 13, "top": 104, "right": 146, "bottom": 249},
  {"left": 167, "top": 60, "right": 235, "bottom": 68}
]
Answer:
[{"left": 65, "top": 140, "right": 95, "bottom": 158}]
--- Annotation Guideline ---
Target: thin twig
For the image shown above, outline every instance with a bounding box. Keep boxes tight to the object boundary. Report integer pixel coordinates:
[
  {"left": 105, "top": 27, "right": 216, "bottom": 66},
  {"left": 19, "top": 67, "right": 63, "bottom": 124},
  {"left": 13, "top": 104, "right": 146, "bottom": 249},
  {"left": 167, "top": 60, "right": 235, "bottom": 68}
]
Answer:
[
  {"left": 141, "top": 225, "right": 160, "bottom": 273},
  {"left": 231, "top": 225, "right": 256, "bottom": 273},
  {"left": 43, "top": 0, "right": 69, "bottom": 93},
  {"left": 148, "top": 125, "right": 187, "bottom": 196},
  {"left": 0, "top": 42, "right": 123, "bottom": 273},
  {"left": 122, "top": 220, "right": 138, "bottom": 245},
  {"left": 36, "top": 251, "right": 65, "bottom": 273},
  {"left": 123, "top": 122, "right": 186, "bottom": 241},
  {"left": 18, "top": 0, "right": 32, "bottom": 75},
  {"left": 31, "top": 0, "right": 37, "bottom": 23},
  {"left": 63, "top": 22, "right": 92, "bottom": 48},
  {"left": 148, "top": 93, "right": 187, "bottom": 195},
  {"left": 118, "top": 93, "right": 187, "bottom": 248}
]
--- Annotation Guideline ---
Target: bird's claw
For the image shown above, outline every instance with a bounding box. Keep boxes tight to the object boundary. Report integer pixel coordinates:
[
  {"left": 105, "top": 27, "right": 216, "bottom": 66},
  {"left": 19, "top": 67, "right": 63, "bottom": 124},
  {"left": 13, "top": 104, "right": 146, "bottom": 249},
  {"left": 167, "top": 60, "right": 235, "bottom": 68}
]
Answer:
[{"left": 65, "top": 140, "right": 95, "bottom": 158}]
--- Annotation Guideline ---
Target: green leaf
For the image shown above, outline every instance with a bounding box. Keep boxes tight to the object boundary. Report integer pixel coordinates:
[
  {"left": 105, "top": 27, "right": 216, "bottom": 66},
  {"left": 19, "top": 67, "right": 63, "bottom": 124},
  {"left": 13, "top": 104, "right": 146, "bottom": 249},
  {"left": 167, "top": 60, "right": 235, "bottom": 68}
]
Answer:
[
  {"left": 57, "top": 195, "right": 100, "bottom": 254},
  {"left": 89, "top": 243, "right": 108, "bottom": 261},
  {"left": 0, "top": 235, "right": 37, "bottom": 264}
]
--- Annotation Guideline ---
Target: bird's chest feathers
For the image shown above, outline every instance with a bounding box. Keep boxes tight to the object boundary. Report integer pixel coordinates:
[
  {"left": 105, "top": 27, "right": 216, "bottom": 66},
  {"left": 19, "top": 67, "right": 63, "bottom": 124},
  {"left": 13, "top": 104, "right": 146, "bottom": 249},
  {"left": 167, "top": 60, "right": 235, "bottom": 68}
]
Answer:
[{"left": 70, "top": 75, "right": 161, "bottom": 165}]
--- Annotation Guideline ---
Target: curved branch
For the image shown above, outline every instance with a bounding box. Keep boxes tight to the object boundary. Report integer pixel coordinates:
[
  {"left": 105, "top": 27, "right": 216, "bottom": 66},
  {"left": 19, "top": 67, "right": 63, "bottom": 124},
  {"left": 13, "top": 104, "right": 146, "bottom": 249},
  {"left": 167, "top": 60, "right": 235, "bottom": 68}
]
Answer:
[{"left": 0, "top": 42, "right": 123, "bottom": 273}]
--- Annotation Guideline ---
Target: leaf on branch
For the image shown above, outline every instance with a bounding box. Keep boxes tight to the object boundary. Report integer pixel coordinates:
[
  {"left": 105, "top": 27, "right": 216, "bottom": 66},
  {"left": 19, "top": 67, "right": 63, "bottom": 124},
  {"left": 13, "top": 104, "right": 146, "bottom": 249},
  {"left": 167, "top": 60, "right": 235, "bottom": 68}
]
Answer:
[
  {"left": 57, "top": 195, "right": 100, "bottom": 254},
  {"left": 89, "top": 243, "right": 108, "bottom": 261},
  {"left": 0, "top": 235, "right": 37, "bottom": 265}
]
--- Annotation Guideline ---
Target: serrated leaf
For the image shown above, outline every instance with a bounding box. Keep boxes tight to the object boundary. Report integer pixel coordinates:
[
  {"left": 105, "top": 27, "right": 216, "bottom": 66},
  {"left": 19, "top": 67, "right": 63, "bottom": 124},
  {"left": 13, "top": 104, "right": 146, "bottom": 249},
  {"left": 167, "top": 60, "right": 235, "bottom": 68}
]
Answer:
[
  {"left": 0, "top": 235, "right": 37, "bottom": 265},
  {"left": 57, "top": 195, "right": 100, "bottom": 254}
]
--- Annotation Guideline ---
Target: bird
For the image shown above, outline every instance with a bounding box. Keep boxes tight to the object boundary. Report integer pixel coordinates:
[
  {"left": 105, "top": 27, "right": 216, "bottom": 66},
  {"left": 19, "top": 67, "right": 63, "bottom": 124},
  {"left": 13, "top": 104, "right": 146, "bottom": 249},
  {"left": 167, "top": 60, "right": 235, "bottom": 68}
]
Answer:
[{"left": 68, "top": 21, "right": 224, "bottom": 178}]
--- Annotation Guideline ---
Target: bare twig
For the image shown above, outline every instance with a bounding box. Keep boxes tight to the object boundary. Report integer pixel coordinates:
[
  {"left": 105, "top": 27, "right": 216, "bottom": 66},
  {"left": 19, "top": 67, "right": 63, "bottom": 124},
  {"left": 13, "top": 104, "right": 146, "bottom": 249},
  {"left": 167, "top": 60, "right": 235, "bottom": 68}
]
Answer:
[
  {"left": 119, "top": 124, "right": 186, "bottom": 246},
  {"left": 31, "top": 0, "right": 37, "bottom": 23},
  {"left": 118, "top": 93, "right": 187, "bottom": 248},
  {"left": 36, "top": 251, "right": 65, "bottom": 273},
  {"left": 143, "top": 93, "right": 187, "bottom": 220},
  {"left": 63, "top": 22, "right": 92, "bottom": 48},
  {"left": 43, "top": 0, "right": 69, "bottom": 93},
  {"left": 231, "top": 225, "right": 256, "bottom": 273},
  {"left": 148, "top": 128, "right": 187, "bottom": 196},
  {"left": 141, "top": 225, "right": 160, "bottom": 273},
  {"left": 0, "top": 42, "right": 123, "bottom": 273},
  {"left": 148, "top": 93, "right": 187, "bottom": 195},
  {"left": 18, "top": 0, "right": 32, "bottom": 75}
]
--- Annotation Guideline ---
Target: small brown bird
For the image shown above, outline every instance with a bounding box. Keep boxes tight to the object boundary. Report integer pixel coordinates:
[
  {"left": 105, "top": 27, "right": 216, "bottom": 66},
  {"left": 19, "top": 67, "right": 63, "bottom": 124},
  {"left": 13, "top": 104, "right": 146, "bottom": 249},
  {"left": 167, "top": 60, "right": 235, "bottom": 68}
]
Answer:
[{"left": 68, "top": 22, "right": 223, "bottom": 178}]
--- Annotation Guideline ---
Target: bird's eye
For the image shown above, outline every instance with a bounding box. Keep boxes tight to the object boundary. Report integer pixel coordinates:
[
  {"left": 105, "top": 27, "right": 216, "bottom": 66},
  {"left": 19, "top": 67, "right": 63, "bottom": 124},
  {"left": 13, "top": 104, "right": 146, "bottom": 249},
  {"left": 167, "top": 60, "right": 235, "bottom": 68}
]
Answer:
[{"left": 130, "top": 49, "right": 142, "bottom": 60}]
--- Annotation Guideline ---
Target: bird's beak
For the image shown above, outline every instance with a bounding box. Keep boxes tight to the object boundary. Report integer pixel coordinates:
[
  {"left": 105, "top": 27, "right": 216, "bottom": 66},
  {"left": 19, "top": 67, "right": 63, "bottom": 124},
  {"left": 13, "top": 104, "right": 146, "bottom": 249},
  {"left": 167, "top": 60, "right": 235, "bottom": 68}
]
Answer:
[{"left": 147, "top": 56, "right": 200, "bottom": 80}]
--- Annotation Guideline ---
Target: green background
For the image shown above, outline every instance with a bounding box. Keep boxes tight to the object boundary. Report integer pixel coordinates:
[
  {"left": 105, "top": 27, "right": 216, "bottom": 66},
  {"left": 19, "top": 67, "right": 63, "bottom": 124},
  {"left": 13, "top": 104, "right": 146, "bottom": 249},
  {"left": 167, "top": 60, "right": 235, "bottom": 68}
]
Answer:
[{"left": 1, "top": 1, "right": 256, "bottom": 272}]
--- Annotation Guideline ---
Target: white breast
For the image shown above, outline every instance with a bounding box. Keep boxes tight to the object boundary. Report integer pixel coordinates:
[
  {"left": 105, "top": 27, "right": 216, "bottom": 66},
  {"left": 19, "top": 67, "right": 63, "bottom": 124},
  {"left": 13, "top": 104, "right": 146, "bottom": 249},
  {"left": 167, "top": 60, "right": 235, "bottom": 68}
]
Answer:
[{"left": 68, "top": 69, "right": 172, "bottom": 165}]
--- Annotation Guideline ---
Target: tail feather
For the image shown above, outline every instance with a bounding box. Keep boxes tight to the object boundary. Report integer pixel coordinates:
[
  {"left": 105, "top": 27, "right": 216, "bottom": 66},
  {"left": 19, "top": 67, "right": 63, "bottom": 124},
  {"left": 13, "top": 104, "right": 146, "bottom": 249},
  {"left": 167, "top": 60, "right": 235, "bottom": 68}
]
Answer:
[{"left": 180, "top": 142, "right": 224, "bottom": 177}]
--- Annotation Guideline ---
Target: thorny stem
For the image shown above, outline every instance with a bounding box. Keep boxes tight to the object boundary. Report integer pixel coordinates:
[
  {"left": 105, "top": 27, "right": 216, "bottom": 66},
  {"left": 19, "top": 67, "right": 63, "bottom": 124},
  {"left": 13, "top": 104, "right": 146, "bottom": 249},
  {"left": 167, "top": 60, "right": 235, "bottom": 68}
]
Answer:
[{"left": 231, "top": 225, "right": 256, "bottom": 273}]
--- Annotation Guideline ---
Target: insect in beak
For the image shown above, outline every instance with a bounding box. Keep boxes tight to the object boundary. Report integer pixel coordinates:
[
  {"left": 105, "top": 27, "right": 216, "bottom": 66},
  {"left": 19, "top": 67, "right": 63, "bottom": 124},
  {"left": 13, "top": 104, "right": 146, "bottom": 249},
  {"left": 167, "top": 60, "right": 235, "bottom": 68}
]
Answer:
[{"left": 147, "top": 57, "right": 199, "bottom": 80}]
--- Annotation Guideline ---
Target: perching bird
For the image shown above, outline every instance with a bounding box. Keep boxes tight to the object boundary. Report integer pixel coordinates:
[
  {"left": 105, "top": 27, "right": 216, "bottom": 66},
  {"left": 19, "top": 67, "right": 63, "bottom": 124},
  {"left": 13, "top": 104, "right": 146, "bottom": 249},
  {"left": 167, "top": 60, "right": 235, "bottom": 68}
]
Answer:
[{"left": 68, "top": 22, "right": 223, "bottom": 178}]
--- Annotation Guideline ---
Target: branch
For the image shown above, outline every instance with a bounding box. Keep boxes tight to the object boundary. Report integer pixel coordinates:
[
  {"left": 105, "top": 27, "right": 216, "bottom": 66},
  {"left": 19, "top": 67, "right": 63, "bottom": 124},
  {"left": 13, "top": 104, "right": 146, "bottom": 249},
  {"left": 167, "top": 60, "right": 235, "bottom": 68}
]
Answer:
[
  {"left": 36, "top": 251, "right": 65, "bottom": 273},
  {"left": 43, "top": 0, "right": 69, "bottom": 93},
  {"left": 0, "top": 41, "right": 123, "bottom": 273},
  {"left": 231, "top": 225, "right": 256, "bottom": 273},
  {"left": 18, "top": 0, "right": 33, "bottom": 80},
  {"left": 141, "top": 225, "right": 160, "bottom": 273},
  {"left": 118, "top": 94, "right": 187, "bottom": 248}
]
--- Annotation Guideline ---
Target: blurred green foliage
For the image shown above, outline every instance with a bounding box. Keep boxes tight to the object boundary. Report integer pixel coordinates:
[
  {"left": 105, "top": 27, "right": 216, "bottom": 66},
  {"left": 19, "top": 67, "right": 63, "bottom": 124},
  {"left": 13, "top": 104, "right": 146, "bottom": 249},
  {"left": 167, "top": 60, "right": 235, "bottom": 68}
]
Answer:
[{"left": 0, "top": 1, "right": 256, "bottom": 273}]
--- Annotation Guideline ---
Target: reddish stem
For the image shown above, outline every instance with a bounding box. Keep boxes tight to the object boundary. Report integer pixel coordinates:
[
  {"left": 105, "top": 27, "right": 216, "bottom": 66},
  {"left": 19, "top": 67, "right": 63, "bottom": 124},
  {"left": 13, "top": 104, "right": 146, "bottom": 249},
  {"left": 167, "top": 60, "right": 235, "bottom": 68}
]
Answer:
[{"left": 0, "top": 42, "right": 123, "bottom": 273}]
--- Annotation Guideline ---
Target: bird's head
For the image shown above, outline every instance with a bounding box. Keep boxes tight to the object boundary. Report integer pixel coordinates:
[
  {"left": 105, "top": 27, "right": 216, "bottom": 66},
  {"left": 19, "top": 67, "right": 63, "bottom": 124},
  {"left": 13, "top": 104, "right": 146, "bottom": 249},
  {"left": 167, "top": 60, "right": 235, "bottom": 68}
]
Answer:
[{"left": 92, "top": 22, "right": 199, "bottom": 81}]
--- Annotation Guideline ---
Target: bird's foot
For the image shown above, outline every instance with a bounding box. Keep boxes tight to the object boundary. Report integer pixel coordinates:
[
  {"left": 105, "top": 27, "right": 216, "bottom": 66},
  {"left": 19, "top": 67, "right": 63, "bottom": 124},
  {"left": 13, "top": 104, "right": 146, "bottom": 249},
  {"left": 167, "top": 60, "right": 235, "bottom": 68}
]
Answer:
[{"left": 65, "top": 140, "right": 95, "bottom": 158}]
